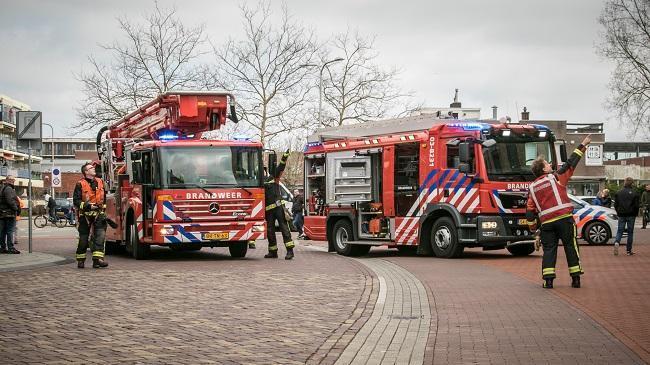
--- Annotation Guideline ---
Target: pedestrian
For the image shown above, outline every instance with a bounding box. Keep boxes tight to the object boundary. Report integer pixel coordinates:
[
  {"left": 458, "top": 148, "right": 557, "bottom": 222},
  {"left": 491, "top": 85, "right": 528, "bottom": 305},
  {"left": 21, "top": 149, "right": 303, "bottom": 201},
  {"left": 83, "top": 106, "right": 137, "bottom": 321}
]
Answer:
[
  {"left": 613, "top": 177, "right": 640, "bottom": 256},
  {"left": 593, "top": 189, "right": 612, "bottom": 208},
  {"left": 0, "top": 175, "right": 20, "bottom": 254},
  {"left": 13, "top": 194, "right": 25, "bottom": 246},
  {"left": 526, "top": 135, "right": 591, "bottom": 289},
  {"left": 641, "top": 184, "right": 650, "bottom": 229},
  {"left": 73, "top": 162, "right": 109, "bottom": 268},
  {"left": 264, "top": 151, "right": 295, "bottom": 260},
  {"left": 292, "top": 189, "right": 305, "bottom": 239}
]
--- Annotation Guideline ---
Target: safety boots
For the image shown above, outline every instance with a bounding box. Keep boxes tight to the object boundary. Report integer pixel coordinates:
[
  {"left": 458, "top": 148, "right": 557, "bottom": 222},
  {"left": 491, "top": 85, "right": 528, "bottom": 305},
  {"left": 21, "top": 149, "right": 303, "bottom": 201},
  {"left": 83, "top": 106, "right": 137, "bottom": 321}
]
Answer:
[
  {"left": 571, "top": 276, "right": 581, "bottom": 288},
  {"left": 92, "top": 258, "right": 109, "bottom": 268},
  {"left": 77, "top": 260, "right": 85, "bottom": 269},
  {"left": 264, "top": 251, "right": 278, "bottom": 259},
  {"left": 285, "top": 248, "right": 294, "bottom": 260},
  {"left": 543, "top": 278, "right": 554, "bottom": 289}
]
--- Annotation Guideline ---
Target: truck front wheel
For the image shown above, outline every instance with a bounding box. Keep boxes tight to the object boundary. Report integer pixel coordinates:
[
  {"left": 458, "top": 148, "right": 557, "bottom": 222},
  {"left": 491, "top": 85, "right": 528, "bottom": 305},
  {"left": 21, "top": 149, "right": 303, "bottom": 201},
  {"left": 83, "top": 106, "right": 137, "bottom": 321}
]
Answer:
[
  {"left": 129, "top": 220, "right": 150, "bottom": 260},
  {"left": 430, "top": 217, "right": 463, "bottom": 258}
]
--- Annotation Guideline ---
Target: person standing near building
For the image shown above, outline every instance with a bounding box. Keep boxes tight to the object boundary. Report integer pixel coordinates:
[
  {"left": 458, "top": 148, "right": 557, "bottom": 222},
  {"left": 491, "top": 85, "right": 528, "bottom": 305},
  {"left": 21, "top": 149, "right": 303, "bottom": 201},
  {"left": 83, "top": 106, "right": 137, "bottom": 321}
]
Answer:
[
  {"left": 264, "top": 151, "right": 295, "bottom": 260},
  {"left": 0, "top": 176, "right": 20, "bottom": 254},
  {"left": 613, "top": 177, "right": 640, "bottom": 256},
  {"left": 292, "top": 189, "right": 305, "bottom": 239},
  {"left": 641, "top": 184, "right": 650, "bottom": 229},
  {"left": 74, "top": 162, "right": 109, "bottom": 268},
  {"left": 526, "top": 135, "right": 591, "bottom": 289}
]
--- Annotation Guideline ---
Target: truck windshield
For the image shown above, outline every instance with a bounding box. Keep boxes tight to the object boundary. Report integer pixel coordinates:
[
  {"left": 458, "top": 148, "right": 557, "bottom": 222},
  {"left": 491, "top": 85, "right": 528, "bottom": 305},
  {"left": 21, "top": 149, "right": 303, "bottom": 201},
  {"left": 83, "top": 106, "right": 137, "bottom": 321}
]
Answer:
[
  {"left": 159, "top": 146, "right": 262, "bottom": 188},
  {"left": 482, "top": 140, "right": 553, "bottom": 182}
]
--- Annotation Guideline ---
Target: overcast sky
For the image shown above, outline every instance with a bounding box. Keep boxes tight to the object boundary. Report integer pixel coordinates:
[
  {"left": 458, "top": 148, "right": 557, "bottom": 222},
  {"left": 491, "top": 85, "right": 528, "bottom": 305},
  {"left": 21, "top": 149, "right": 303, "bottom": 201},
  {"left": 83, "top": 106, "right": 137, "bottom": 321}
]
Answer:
[{"left": 0, "top": 0, "right": 634, "bottom": 141}]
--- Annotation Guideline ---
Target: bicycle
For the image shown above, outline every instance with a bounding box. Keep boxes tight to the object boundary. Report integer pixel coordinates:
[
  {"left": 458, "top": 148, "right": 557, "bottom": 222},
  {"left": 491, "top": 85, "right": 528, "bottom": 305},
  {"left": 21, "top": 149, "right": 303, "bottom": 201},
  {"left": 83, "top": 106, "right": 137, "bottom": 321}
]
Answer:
[{"left": 33, "top": 212, "right": 67, "bottom": 228}]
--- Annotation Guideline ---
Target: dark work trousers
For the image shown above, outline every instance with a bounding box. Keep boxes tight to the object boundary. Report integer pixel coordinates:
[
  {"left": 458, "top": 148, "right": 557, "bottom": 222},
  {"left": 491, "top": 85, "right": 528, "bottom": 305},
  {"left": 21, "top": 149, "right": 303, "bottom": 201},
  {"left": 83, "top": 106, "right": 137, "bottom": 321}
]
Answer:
[
  {"left": 540, "top": 216, "right": 583, "bottom": 279},
  {"left": 76, "top": 215, "right": 107, "bottom": 260},
  {"left": 265, "top": 206, "right": 294, "bottom": 252}
]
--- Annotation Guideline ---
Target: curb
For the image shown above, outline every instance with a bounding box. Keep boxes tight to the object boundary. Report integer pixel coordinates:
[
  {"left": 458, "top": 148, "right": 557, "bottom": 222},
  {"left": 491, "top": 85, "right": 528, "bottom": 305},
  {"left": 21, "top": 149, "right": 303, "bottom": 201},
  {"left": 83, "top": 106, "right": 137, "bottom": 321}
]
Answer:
[{"left": 0, "top": 254, "right": 74, "bottom": 273}]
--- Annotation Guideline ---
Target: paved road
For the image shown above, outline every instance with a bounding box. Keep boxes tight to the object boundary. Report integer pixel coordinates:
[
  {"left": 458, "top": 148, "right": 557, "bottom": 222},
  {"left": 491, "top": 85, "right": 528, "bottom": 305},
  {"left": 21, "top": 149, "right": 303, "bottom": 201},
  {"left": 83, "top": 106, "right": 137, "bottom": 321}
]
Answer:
[{"left": 2, "top": 222, "right": 649, "bottom": 364}]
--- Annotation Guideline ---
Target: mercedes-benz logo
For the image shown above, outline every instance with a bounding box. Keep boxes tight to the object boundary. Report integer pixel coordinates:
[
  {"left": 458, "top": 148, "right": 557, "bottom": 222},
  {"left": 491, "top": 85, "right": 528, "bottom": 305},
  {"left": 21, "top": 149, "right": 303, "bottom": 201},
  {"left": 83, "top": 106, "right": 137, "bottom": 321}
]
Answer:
[{"left": 208, "top": 202, "right": 220, "bottom": 214}]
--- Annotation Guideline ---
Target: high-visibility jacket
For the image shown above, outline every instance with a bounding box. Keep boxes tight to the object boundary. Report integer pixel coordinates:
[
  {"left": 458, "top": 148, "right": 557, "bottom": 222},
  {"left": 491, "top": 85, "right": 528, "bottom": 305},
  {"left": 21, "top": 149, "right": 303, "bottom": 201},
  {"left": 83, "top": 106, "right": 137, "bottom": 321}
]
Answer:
[
  {"left": 74, "top": 177, "right": 106, "bottom": 216},
  {"left": 526, "top": 144, "right": 586, "bottom": 231}
]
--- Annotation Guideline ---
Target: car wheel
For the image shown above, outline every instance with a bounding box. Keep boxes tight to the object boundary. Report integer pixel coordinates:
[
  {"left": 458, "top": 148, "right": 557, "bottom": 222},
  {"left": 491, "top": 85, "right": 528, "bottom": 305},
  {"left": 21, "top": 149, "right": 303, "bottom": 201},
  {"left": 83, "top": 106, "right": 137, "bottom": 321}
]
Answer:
[{"left": 584, "top": 221, "right": 610, "bottom": 245}]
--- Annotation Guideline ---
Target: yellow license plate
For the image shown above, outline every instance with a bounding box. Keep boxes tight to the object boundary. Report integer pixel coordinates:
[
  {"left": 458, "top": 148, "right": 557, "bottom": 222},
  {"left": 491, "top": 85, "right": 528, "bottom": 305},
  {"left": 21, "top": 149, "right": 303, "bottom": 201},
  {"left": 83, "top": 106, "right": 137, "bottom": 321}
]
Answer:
[
  {"left": 204, "top": 232, "right": 229, "bottom": 240},
  {"left": 518, "top": 219, "right": 528, "bottom": 226}
]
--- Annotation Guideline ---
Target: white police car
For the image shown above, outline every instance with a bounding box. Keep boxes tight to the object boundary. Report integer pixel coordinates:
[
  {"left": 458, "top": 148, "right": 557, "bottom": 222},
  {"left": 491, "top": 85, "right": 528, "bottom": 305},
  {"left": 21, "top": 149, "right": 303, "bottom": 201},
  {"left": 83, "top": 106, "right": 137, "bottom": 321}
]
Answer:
[{"left": 569, "top": 194, "right": 618, "bottom": 245}]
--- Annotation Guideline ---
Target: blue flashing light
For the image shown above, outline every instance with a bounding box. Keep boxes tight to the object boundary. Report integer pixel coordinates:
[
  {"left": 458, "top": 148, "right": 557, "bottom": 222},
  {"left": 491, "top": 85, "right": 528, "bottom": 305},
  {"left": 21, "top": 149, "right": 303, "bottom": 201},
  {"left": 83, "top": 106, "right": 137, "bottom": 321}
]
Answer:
[
  {"left": 530, "top": 124, "right": 550, "bottom": 130},
  {"left": 158, "top": 130, "right": 179, "bottom": 141},
  {"left": 447, "top": 122, "right": 490, "bottom": 131}
]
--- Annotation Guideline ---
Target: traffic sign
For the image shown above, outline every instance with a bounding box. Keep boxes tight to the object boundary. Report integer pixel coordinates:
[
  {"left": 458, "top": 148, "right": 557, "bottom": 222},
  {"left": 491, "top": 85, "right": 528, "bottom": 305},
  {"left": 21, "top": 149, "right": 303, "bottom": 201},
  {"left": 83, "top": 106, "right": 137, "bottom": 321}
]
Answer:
[
  {"left": 16, "top": 111, "right": 43, "bottom": 140},
  {"left": 52, "top": 166, "right": 62, "bottom": 187}
]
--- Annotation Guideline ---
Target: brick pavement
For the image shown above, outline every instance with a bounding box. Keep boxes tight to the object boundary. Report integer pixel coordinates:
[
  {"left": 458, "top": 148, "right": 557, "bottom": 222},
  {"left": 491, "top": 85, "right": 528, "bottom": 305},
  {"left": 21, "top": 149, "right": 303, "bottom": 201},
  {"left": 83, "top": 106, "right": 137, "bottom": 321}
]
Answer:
[
  {"left": 0, "top": 243, "right": 374, "bottom": 364},
  {"left": 382, "top": 253, "right": 644, "bottom": 364},
  {"left": 472, "top": 227, "right": 650, "bottom": 364},
  {"left": 332, "top": 258, "right": 430, "bottom": 365}
]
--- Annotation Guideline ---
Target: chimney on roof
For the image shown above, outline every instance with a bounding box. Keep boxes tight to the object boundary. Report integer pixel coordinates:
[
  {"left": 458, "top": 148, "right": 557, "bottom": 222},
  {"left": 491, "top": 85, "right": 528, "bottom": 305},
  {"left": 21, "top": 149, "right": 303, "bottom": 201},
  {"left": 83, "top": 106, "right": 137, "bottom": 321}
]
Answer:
[
  {"left": 450, "top": 88, "right": 462, "bottom": 108},
  {"left": 521, "top": 107, "right": 529, "bottom": 121},
  {"left": 492, "top": 106, "right": 498, "bottom": 119}
]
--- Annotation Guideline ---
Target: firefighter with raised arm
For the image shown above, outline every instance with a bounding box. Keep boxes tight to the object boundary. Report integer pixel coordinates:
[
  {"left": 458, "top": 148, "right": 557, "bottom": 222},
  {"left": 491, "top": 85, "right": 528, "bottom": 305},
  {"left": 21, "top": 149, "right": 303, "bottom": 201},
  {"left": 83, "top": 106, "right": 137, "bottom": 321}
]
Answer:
[
  {"left": 264, "top": 150, "right": 295, "bottom": 260},
  {"left": 526, "top": 135, "right": 591, "bottom": 289},
  {"left": 73, "top": 162, "right": 109, "bottom": 269}
]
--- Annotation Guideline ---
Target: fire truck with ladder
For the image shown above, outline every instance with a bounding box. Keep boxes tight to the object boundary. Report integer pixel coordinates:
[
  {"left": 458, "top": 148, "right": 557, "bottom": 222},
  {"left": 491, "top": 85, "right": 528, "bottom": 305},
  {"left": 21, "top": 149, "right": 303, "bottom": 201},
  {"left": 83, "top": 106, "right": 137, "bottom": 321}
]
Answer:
[
  {"left": 303, "top": 115, "right": 567, "bottom": 258},
  {"left": 97, "top": 91, "right": 267, "bottom": 259}
]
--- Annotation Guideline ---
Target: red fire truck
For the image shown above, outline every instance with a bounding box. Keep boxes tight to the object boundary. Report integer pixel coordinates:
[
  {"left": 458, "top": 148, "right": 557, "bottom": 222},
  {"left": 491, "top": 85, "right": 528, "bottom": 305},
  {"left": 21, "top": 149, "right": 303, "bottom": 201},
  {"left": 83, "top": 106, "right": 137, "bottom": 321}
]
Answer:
[
  {"left": 97, "top": 91, "right": 266, "bottom": 259},
  {"left": 303, "top": 115, "right": 566, "bottom": 258}
]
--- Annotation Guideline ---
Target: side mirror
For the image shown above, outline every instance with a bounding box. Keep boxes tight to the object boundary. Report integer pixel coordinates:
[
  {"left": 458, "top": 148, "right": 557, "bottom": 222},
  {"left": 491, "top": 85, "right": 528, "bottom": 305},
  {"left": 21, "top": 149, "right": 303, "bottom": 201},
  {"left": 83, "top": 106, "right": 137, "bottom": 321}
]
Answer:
[
  {"left": 130, "top": 151, "right": 142, "bottom": 161},
  {"left": 459, "top": 142, "right": 472, "bottom": 163},
  {"left": 131, "top": 161, "right": 142, "bottom": 183},
  {"left": 559, "top": 144, "right": 567, "bottom": 162},
  {"left": 267, "top": 152, "right": 277, "bottom": 178},
  {"left": 228, "top": 104, "right": 239, "bottom": 123}
]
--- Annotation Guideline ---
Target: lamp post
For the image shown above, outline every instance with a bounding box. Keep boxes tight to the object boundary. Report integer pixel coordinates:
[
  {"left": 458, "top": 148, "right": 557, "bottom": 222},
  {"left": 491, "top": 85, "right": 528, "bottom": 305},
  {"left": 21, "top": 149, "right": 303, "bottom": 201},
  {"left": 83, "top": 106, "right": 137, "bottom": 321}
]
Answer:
[
  {"left": 301, "top": 57, "right": 344, "bottom": 126},
  {"left": 42, "top": 123, "right": 54, "bottom": 197}
]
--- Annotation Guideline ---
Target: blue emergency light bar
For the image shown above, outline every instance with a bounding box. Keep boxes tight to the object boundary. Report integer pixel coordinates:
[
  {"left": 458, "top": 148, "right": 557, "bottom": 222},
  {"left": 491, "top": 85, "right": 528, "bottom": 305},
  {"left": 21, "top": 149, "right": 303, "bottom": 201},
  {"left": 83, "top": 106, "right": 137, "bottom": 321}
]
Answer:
[
  {"left": 447, "top": 122, "right": 491, "bottom": 131},
  {"left": 157, "top": 130, "right": 180, "bottom": 141}
]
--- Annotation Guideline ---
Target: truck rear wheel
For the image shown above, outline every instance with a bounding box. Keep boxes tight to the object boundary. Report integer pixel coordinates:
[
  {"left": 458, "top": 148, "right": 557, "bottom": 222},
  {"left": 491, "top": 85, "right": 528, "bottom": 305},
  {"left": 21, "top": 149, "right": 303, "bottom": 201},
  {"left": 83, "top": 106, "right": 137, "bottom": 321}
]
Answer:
[
  {"left": 507, "top": 243, "right": 535, "bottom": 256},
  {"left": 332, "top": 220, "right": 357, "bottom": 256},
  {"left": 229, "top": 241, "right": 248, "bottom": 258},
  {"left": 129, "top": 220, "right": 150, "bottom": 260},
  {"left": 430, "top": 217, "right": 463, "bottom": 258}
]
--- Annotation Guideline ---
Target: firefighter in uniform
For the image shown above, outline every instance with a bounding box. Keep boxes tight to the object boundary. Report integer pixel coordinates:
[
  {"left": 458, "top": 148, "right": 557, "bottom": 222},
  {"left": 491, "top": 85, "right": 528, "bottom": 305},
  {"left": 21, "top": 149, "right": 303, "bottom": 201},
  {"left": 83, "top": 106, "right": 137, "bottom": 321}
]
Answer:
[
  {"left": 264, "top": 150, "right": 295, "bottom": 260},
  {"left": 74, "top": 162, "right": 109, "bottom": 269},
  {"left": 526, "top": 135, "right": 591, "bottom": 289}
]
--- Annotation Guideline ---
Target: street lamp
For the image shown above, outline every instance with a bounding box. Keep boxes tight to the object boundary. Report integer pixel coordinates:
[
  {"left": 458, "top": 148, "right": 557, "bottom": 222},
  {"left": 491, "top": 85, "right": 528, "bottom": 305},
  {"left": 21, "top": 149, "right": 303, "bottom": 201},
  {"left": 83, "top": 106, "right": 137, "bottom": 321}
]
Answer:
[
  {"left": 301, "top": 57, "right": 345, "bottom": 126},
  {"left": 42, "top": 122, "right": 54, "bottom": 196}
]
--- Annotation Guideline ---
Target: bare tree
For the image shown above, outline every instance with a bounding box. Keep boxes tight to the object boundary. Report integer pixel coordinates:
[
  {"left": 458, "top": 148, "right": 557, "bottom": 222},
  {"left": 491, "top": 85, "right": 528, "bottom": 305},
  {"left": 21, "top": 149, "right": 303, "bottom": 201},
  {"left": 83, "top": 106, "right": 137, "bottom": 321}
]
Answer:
[
  {"left": 320, "top": 30, "right": 411, "bottom": 127},
  {"left": 76, "top": 5, "right": 208, "bottom": 130},
  {"left": 211, "top": 2, "right": 318, "bottom": 146},
  {"left": 598, "top": 0, "right": 650, "bottom": 137}
]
